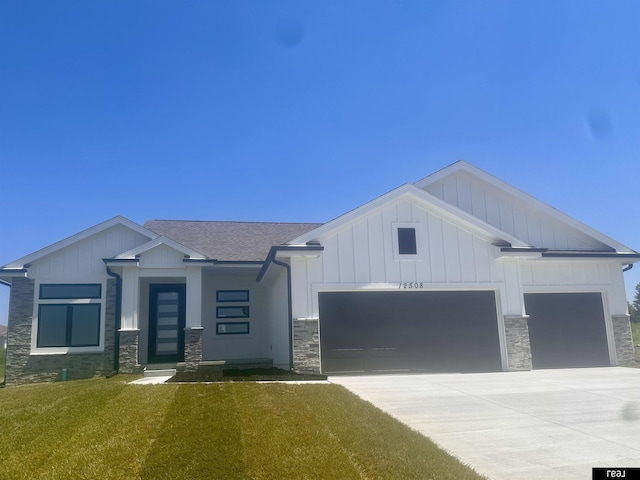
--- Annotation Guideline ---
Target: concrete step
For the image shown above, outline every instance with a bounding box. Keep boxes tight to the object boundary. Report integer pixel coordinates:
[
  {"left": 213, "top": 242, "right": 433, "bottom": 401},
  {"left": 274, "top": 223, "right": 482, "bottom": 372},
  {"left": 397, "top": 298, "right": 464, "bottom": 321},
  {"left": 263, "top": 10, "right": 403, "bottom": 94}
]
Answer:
[{"left": 144, "top": 367, "right": 177, "bottom": 378}]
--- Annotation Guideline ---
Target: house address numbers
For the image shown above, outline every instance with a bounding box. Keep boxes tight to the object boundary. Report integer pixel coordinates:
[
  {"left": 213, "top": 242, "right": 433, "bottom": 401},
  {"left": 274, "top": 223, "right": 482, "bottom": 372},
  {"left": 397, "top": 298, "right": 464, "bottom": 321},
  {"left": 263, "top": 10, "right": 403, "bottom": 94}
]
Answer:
[{"left": 398, "top": 282, "right": 425, "bottom": 289}]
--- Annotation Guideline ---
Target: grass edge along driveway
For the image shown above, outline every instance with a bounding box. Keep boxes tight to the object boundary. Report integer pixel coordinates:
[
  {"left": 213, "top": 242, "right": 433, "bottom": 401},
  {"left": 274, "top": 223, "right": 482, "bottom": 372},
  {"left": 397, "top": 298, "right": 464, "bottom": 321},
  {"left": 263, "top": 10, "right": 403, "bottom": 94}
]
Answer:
[{"left": 0, "top": 376, "right": 486, "bottom": 480}]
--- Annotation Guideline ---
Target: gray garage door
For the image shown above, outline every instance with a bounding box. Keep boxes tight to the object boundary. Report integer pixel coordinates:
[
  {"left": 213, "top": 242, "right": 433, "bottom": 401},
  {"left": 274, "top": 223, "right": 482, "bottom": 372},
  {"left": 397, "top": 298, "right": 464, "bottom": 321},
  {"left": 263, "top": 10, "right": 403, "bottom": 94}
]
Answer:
[
  {"left": 319, "top": 290, "right": 502, "bottom": 374},
  {"left": 524, "top": 292, "right": 610, "bottom": 369}
]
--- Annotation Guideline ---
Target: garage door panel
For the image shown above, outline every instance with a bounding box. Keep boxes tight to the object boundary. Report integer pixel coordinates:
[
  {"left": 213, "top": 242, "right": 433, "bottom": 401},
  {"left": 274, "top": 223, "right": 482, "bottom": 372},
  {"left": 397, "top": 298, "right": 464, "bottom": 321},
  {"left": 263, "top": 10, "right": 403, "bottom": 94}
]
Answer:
[
  {"left": 524, "top": 292, "right": 609, "bottom": 369},
  {"left": 319, "top": 291, "right": 502, "bottom": 374}
]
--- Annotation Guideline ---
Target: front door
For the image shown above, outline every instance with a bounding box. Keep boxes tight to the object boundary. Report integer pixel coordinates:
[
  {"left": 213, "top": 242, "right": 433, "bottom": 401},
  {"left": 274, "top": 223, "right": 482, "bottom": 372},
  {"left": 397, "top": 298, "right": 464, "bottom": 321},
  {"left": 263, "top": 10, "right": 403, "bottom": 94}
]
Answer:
[{"left": 149, "top": 284, "right": 186, "bottom": 363}]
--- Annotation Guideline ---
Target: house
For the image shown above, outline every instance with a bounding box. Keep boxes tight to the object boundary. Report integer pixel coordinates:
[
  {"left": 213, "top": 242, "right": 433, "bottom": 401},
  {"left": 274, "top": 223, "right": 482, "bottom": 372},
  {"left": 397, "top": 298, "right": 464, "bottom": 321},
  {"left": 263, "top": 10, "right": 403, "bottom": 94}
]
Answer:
[{"left": 1, "top": 161, "right": 637, "bottom": 385}]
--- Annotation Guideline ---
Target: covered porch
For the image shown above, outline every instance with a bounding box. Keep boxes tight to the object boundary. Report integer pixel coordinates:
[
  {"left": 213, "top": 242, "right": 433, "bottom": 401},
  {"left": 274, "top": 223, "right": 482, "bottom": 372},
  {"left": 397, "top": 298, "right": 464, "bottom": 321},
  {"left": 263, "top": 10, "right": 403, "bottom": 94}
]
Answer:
[{"left": 104, "top": 237, "right": 290, "bottom": 373}]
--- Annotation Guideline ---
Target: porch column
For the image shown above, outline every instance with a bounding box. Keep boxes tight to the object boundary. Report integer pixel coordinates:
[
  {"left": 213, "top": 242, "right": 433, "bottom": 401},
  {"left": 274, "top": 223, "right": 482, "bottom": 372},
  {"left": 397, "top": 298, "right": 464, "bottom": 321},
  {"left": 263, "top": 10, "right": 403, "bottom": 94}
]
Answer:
[
  {"left": 185, "top": 266, "right": 202, "bottom": 328},
  {"left": 121, "top": 267, "right": 139, "bottom": 330},
  {"left": 183, "top": 266, "right": 203, "bottom": 371},
  {"left": 119, "top": 267, "right": 140, "bottom": 372}
]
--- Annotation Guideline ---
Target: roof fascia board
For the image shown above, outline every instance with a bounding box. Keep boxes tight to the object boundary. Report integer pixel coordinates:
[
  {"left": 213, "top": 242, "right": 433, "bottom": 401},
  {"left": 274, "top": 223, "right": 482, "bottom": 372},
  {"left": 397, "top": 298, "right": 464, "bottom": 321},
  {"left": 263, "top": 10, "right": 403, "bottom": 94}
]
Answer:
[
  {"left": 103, "top": 258, "right": 140, "bottom": 266},
  {"left": 2, "top": 216, "right": 158, "bottom": 269},
  {"left": 288, "top": 183, "right": 529, "bottom": 248},
  {"left": 540, "top": 251, "right": 640, "bottom": 260},
  {"left": 114, "top": 236, "right": 208, "bottom": 260},
  {"left": 415, "top": 160, "right": 635, "bottom": 253}
]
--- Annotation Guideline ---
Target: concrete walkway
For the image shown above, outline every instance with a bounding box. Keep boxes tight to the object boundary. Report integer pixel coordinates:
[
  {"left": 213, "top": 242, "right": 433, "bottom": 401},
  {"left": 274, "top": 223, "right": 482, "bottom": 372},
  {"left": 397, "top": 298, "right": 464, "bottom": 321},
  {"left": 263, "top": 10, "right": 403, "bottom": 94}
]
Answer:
[{"left": 331, "top": 367, "right": 640, "bottom": 480}]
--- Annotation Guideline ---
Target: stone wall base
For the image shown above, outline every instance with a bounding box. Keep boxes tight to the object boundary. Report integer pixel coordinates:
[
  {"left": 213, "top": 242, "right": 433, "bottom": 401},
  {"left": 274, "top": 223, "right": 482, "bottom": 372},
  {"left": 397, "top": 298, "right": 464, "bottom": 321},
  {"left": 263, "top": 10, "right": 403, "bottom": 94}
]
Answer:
[
  {"left": 293, "top": 318, "right": 320, "bottom": 374},
  {"left": 118, "top": 330, "right": 140, "bottom": 373},
  {"left": 612, "top": 315, "right": 635, "bottom": 366},
  {"left": 183, "top": 327, "right": 203, "bottom": 371},
  {"left": 5, "top": 277, "right": 118, "bottom": 385},
  {"left": 504, "top": 315, "right": 533, "bottom": 371}
]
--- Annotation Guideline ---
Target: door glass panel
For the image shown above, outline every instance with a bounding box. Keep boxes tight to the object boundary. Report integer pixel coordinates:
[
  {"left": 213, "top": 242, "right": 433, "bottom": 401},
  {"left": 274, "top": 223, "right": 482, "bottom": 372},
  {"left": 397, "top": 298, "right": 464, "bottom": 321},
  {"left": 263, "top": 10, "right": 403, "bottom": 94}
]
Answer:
[
  {"left": 156, "top": 343, "right": 178, "bottom": 353},
  {"left": 158, "top": 292, "right": 178, "bottom": 301},
  {"left": 158, "top": 303, "right": 178, "bottom": 313},
  {"left": 157, "top": 330, "right": 178, "bottom": 339},
  {"left": 158, "top": 317, "right": 178, "bottom": 326}
]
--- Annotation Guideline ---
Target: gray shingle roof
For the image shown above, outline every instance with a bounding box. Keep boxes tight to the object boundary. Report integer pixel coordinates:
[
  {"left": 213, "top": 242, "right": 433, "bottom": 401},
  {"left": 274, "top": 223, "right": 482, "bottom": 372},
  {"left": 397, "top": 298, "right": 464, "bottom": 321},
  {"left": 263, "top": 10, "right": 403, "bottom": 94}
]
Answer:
[{"left": 143, "top": 220, "right": 323, "bottom": 262}]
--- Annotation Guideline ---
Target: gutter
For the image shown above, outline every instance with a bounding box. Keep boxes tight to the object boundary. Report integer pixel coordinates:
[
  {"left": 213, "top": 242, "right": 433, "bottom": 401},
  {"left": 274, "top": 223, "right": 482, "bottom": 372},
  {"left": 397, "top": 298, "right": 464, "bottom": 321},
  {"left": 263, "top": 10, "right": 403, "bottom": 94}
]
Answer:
[
  {"left": 271, "top": 257, "right": 295, "bottom": 371},
  {"left": 256, "top": 244, "right": 324, "bottom": 371},
  {"left": 105, "top": 266, "right": 122, "bottom": 375}
]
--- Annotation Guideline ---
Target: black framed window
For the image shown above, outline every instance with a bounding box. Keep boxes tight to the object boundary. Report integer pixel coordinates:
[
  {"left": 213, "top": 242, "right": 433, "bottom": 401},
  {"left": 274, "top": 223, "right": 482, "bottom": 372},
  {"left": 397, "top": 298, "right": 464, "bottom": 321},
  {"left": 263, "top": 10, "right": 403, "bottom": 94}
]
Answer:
[
  {"left": 216, "top": 322, "right": 250, "bottom": 335},
  {"left": 216, "top": 306, "right": 250, "bottom": 318},
  {"left": 216, "top": 290, "right": 250, "bottom": 302},
  {"left": 40, "top": 284, "right": 102, "bottom": 300},
  {"left": 37, "top": 304, "right": 101, "bottom": 347},
  {"left": 397, "top": 228, "right": 417, "bottom": 255}
]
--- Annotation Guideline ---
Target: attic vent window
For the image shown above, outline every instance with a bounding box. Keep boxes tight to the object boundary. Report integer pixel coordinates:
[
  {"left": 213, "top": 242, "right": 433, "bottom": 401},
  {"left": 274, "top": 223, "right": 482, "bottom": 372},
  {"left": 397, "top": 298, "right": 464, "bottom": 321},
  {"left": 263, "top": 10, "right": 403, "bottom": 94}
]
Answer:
[{"left": 398, "top": 228, "right": 417, "bottom": 255}]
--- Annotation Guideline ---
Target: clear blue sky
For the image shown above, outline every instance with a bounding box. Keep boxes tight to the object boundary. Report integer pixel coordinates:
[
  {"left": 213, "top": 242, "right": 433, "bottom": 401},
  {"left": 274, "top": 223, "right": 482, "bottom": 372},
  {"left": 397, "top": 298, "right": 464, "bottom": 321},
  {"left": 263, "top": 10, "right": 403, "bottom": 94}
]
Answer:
[{"left": 2, "top": 1, "right": 640, "bottom": 324}]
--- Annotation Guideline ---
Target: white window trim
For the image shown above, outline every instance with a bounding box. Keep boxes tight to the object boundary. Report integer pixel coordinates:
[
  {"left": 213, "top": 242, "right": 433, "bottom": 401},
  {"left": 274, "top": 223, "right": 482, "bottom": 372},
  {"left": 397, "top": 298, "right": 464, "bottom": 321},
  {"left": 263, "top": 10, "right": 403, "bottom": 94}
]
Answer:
[
  {"left": 30, "top": 279, "right": 107, "bottom": 354},
  {"left": 392, "top": 222, "right": 426, "bottom": 261}
]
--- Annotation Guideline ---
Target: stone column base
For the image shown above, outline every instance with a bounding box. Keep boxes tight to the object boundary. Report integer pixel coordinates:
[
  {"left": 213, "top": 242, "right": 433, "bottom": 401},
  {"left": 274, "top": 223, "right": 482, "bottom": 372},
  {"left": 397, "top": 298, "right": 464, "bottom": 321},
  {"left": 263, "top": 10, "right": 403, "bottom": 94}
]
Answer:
[
  {"left": 119, "top": 329, "right": 140, "bottom": 374},
  {"left": 612, "top": 315, "right": 635, "bottom": 366},
  {"left": 183, "top": 327, "right": 203, "bottom": 372},
  {"left": 504, "top": 315, "right": 532, "bottom": 371},
  {"left": 293, "top": 318, "right": 320, "bottom": 374}
]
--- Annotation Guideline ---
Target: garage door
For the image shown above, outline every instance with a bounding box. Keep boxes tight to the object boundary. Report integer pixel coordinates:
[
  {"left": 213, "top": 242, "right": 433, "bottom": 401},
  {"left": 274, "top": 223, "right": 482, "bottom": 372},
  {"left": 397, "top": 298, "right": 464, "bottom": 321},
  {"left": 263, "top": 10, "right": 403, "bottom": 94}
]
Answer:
[
  {"left": 524, "top": 293, "right": 610, "bottom": 369},
  {"left": 319, "top": 290, "right": 502, "bottom": 374}
]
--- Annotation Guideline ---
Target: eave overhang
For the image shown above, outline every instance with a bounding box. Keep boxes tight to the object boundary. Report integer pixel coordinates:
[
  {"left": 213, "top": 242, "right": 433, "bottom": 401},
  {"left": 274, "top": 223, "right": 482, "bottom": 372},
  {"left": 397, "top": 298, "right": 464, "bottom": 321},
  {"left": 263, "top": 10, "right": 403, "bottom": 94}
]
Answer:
[
  {"left": 102, "top": 258, "right": 140, "bottom": 267},
  {"left": 496, "top": 247, "right": 640, "bottom": 262},
  {"left": 256, "top": 245, "right": 325, "bottom": 282},
  {"left": 0, "top": 268, "right": 29, "bottom": 276},
  {"left": 0, "top": 268, "right": 28, "bottom": 286}
]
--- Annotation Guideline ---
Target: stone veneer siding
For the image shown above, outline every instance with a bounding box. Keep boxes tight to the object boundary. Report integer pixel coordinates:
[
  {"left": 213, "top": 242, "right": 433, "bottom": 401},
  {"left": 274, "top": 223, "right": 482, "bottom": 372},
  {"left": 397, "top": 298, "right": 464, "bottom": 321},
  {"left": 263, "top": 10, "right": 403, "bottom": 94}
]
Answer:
[
  {"left": 118, "top": 330, "right": 141, "bottom": 373},
  {"left": 503, "top": 315, "right": 533, "bottom": 371},
  {"left": 293, "top": 318, "right": 320, "bottom": 374},
  {"left": 183, "top": 327, "right": 203, "bottom": 371},
  {"left": 5, "top": 277, "right": 117, "bottom": 386},
  {"left": 612, "top": 315, "right": 635, "bottom": 366}
]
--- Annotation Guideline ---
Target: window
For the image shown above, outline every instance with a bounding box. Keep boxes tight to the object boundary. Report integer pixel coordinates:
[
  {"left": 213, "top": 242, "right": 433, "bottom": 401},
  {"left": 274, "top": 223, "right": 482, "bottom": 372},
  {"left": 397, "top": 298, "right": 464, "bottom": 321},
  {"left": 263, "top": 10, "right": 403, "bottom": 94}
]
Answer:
[
  {"left": 397, "top": 227, "right": 417, "bottom": 255},
  {"left": 215, "top": 289, "right": 250, "bottom": 334},
  {"left": 216, "top": 306, "right": 250, "bottom": 318},
  {"left": 37, "top": 304, "right": 100, "bottom": 347},
  {"left": 216, "top": 322, "right": 250, "bottom": 335},
  {"left": 36, "top": 283, "right": 103, "bottom": 350},
  {"left": 40, "top": 284, "right": 101, "bottom": 299},
  {"left": 216, "top": 290, "right": 249, "bottom": 302}
]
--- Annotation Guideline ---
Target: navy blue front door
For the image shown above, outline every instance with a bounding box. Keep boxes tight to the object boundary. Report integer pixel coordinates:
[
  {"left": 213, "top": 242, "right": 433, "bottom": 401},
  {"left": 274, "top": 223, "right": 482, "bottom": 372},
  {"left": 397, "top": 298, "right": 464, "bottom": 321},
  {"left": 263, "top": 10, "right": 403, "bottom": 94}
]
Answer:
[{"left": 148, "top": 284, "right": 186, "bottom": 363}]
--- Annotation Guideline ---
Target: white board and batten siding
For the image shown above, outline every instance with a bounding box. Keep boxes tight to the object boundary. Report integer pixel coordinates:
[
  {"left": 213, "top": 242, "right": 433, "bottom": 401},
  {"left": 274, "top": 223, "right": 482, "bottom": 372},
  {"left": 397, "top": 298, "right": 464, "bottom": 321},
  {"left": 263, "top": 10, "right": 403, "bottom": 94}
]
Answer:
[
  {"left": 290, "top": 197, "right": 522, "bottom": 320},
  {"left": 27, "top": 224, "right": 151, "bottom": 281},
  {"left": 422, "top": 169, "right": 611, "bottom": 251},
  {"left": 521, "top": 261, "right": 628, "bottom": 315}
]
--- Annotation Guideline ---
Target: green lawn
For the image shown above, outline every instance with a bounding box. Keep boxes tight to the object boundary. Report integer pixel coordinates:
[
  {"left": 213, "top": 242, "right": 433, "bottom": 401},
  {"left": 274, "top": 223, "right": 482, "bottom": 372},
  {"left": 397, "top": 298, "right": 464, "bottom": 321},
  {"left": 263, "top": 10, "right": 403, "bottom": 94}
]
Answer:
[{"left": 0, "top": 376, "right": 486, "bottom": 480}]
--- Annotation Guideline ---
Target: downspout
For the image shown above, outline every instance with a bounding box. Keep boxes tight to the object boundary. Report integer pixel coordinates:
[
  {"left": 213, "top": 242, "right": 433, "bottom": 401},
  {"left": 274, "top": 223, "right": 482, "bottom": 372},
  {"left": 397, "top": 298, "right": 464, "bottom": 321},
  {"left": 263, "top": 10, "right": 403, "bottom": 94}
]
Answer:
[
  {"left": 623, "top": 264, "right": 633, "bottom": 272},
  {"left": 271, "top": 258, "right": 294, "bottom": 371},
  {"left": 106, "top": 267, "right": 122, "bottom": 375}
]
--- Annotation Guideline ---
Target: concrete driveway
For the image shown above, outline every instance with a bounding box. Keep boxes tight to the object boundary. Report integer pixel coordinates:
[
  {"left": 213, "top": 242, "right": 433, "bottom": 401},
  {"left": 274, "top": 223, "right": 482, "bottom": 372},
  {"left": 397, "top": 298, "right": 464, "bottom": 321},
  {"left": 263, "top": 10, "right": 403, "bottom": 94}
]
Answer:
[{"left": 331, "top": 367, "right": 640, "bottom": 480}]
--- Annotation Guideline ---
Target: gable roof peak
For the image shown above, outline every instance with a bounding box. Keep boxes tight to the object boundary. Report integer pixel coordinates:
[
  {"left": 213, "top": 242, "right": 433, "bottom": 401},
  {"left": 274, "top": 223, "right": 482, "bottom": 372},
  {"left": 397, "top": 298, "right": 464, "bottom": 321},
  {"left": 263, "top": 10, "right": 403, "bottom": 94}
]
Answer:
[
  {"left": 2, "top": 216, "right": 157, "bottom": 269},
  {"left": 415, "top": 160, "right": 635, "bottom": 254}
]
